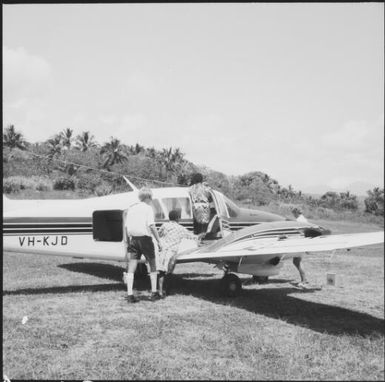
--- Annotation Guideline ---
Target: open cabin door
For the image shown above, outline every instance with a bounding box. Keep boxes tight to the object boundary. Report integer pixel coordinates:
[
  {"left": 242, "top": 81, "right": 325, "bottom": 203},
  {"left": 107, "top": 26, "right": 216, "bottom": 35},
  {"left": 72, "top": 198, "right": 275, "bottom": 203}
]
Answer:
[
  {"left": 208, "top": 191, "right": 232, "bottom": 239},
  {"left": 92, "top": 210, "right": 124, "bottom": 242}
]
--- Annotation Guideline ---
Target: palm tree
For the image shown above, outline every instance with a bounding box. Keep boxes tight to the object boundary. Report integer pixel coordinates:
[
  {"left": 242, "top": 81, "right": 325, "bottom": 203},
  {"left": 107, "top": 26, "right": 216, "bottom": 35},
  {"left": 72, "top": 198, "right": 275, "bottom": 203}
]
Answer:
[
  {"left": 60, "top": 128, "right": 73, "bottom": 150},
  {"left": 159, "top": 147, "right": 175, "bottom": 176},
  {"left": 75, "top": 131, "right": 98, "bottom": 152},
  {"left": 172, "top": 147, "right": 185, "bottom": 164},
  {"left": 100, "top": 137, "right": 128, "bottom": 169},
  {"left": 46, "top": 134, "right": 63, "bottom": 159},
  {"left": 159, "top": 147, "right": 185, "bottom": 180},
  {"left": 146, "top": 146, "right": 159, "bottom": 160},
  {"left": 134, "top": 143, "right": 145, "bottom": 155},
  {"left": 3, "top": 125, "right": 27, "bottom": 150}
]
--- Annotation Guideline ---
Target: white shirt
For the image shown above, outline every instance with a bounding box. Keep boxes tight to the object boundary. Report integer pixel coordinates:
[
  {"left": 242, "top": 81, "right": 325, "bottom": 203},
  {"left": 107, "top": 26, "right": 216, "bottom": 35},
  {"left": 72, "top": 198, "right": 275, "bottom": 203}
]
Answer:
[
  {"left": 125, "top": 202, "right": 155, "bottom": 237},
  {"left": 296, "top": 214, "right": 308, "bottom": 223}
]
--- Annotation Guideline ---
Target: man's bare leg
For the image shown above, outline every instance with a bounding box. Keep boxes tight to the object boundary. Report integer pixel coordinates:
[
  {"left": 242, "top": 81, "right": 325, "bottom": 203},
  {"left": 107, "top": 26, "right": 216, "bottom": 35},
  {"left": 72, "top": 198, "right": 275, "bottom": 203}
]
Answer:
[
  {"left": 293, "top": 257, "right": 307, "bottom": 284},
  {"left": 127, "top": 259, "right": 138, "bottom": 297},
  {"left": 158, "top": 271, "right": 166, "bottom": 296}
]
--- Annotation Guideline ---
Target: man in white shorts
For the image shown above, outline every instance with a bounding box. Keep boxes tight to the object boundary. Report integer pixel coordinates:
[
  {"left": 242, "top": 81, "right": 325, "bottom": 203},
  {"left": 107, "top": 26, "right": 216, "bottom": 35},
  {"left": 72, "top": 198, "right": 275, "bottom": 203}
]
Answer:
[{"left": 125, "top": 187, "right": 162, "bottom": 303}]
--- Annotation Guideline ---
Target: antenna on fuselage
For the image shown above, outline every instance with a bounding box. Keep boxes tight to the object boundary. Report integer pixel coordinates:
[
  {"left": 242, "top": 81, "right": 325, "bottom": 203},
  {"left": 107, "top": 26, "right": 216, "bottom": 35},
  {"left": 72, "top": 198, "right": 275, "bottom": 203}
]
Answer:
[{"left": 123, "top": 176, "right": 139, "bottom": 192}]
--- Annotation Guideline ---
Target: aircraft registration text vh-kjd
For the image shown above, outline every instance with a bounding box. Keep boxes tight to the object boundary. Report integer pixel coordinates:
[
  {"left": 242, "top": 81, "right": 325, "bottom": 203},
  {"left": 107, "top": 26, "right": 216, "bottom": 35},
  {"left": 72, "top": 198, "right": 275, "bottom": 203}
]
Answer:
[{"left": 18, "top": 235, "right": 68, "bottom": 247}]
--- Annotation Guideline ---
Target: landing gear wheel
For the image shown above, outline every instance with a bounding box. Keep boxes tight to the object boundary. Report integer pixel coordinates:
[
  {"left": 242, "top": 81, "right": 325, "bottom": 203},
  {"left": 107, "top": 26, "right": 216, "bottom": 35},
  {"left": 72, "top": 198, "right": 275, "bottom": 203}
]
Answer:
[{"left": 220, "top": 273, "right": 242, "bottom": 297}]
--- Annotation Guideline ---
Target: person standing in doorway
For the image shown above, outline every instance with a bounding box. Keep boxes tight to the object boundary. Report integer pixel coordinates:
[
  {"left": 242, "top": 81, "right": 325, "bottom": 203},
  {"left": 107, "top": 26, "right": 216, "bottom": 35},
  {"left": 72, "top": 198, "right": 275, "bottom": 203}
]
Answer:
[{"left": 188, "top": 173, "right": 212, "bottom": 236}]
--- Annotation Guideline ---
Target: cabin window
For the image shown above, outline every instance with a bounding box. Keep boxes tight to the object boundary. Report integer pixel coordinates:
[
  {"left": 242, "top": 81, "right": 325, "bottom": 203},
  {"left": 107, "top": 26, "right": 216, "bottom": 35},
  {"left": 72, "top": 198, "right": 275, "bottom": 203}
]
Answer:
[
  {"left": 211, "top": 192, "right": 228, "bottom": 218},
  {"left": 161, "top": 197, "right": 192, "bottom": 219},
  {"left": 151, "top": 199, "right": 165, "bottom": 219},
  {"left": 93, "top": 210, "right": 123, "bottom": 242},
  {"left": 223, "top": 196, "right": 239, "bottom": 218}
]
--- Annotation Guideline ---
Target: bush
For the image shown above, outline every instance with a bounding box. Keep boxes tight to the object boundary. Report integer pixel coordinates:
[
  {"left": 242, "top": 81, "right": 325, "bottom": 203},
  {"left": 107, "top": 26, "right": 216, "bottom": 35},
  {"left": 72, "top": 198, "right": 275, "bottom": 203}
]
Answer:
[
  {"left": 53, "top": 176, "right": 76, "bottom": 191},
  {"left": 32, "top": 176, "right": 53, "bottom": 191},
  {"left": 94, "top": 183, "right": 113, "bottom": 196},
  {"left": 4, "top": 176, "right": 33, "bottom": 193},
  {"left": 319, "top": 191, "right": 358, "bottom": 211},
  {"left": 75, "top": 173, "right": 103, "bottom": 192},
  {"left": 364, "top": 188, "right": 384, "bottom": 216},
  {"left": 3, "top": 176, "right": 52, "bottom": 193}
]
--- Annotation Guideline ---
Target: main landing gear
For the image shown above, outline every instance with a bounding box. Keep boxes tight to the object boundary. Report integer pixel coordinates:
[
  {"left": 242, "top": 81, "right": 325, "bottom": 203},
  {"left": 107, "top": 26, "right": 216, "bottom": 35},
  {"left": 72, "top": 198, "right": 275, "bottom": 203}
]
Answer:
[{"left": 220, "top": 272, "right": 242, "bottom": 297}]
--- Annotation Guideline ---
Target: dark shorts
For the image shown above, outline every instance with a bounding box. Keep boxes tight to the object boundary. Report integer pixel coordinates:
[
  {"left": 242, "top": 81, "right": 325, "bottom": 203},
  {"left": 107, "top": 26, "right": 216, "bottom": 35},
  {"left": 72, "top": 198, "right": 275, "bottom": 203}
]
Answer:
[
  {"left": 193, "top": 220, "right": 208, "bottom": 235},
  {"left": 127, "top": 236, "right": 155, "bottom": 261}
]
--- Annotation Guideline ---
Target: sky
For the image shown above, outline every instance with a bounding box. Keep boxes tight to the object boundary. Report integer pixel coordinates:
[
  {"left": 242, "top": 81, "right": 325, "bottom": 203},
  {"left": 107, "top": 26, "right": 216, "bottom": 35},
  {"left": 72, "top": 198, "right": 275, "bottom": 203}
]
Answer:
[{"left": 3, "top": 3, "right": 384, "bottom": 194}]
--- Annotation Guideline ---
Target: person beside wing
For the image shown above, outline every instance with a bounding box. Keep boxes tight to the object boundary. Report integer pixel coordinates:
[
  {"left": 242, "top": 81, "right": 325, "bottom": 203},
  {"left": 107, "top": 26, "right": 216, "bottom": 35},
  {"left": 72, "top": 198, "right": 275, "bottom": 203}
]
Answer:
[
  {"left": 291, "top": 207, "right": 310, "bottom": 288},
  {"left": 157, "top": 209, "right": 198, "bottom": 298}
]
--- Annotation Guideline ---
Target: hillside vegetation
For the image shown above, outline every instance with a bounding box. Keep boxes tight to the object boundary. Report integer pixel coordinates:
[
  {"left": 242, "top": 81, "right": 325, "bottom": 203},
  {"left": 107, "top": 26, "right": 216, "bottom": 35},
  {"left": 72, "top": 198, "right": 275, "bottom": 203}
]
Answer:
[{"left": 3, "top": 125, "right": 384, "bottom": 224}]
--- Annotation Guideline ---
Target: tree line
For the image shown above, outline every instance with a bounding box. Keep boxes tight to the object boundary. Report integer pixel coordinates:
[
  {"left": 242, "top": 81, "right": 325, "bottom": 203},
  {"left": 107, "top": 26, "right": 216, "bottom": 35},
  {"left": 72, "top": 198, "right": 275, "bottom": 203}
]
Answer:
[{"left": 3, "top": 124, "right": 384, "bottom": 216}]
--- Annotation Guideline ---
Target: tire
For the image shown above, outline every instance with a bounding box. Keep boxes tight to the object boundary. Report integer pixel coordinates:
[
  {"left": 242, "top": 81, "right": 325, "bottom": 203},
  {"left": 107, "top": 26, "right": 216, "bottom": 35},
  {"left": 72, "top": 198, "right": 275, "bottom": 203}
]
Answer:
[{"left": 220, "top": 273, "right": 242, "bottom": 297}]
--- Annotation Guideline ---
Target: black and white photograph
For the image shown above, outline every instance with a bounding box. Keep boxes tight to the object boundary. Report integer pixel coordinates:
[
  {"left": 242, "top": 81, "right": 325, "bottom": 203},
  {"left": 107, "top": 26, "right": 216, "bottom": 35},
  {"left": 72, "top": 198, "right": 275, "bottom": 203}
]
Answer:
[{"left": 3, "top": 3, "right": 384, "bottom": 380}]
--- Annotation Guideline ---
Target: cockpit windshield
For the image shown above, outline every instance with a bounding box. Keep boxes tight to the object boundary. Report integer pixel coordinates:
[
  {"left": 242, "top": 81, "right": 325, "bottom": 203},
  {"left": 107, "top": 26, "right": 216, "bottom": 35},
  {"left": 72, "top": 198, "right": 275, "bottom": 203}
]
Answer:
[
  {"left": 161, "top": 197, "right": 192, "bottom": 219},
  {"left": 223, "top": 196, "right": 239, "bottom": 218}
]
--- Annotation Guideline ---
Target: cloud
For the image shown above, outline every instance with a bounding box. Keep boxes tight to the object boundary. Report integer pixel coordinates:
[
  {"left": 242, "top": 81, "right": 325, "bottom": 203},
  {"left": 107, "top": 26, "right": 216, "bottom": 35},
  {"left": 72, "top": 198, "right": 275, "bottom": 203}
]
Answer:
[
  {"left": 98, "top": 114, "right": 118, "bottom": 126},
  {"left": 180, "top": 114, "right": 237, "bottom": 166},
  {"left": 125, "top": 72, "right": 158, "bottom": 96},
  {"left": 321, "top": 119, "right": 382, "bottom": 152},
  {"left": 94, "top": 113, "right": 150, "bottom": 145},
  {"left": 120, "top": 71, "right": 164, "bottom": 110},
  {"left": 255, "top": 116, "right": 383, "bottom": 192},
  {"left": 113, "top": 114, "right": 149, "bottom": 142},
  {"left": 3, "top": 46, "right": 54, "bottom": 142},
  {"left": 3, "top": 46, "right": 53, "bottom": 103}
]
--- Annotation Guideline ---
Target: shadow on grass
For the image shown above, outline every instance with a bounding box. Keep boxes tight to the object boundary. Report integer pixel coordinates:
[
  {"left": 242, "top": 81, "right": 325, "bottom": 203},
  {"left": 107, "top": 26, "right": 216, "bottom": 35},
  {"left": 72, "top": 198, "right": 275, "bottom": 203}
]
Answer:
[
  {"left": 59, "top": 263, "right": 217, "bottom": 285},
  {"left": 58, "top": 262, "right": 156, "bottom": 292},
  {"left": 59, "top": 263, "right": 217, "bottom": 281},
  {"left": 59, "top": 262, "right": 126, "bottom": 282},
  {"left": 4, "top": 262, "right": 384, "bottom": 337},
  {"left": 3, "top": 283, "right": 122, "bottom": 296},
  {"left": 2, "top": 263, "right": 217, "bottom": 297},
  {"left": 167, "top": 274, "right": 385, "bottom": 337},
  {"left": 3, "top": 263, "right": 126, "bottom": 296},
  {"left": 176, "top": 272, "right": 217, "bottom": 279}
]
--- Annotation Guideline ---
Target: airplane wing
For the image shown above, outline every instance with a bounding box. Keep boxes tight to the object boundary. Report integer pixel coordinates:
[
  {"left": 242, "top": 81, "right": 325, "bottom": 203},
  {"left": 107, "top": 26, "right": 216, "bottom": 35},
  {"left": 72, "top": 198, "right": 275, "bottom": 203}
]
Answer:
[{"left": 176, "top": 231, "right": 384, "bottom": 263}]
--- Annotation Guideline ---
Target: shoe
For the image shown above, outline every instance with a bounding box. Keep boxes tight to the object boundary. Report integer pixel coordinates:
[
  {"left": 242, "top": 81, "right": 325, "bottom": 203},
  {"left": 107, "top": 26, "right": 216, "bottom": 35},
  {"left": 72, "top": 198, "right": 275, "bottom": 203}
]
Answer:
[
  {"left": 159, "top": 292, "right": 166, "bottom": 299},
  {"left": 126, "top": 295, "right": 139, "bottom": 303},
  {"left": 150, "top": 292, "right": 161, "bottom": 301},
  {"left": 297, "top": 282, "right": 310, "bottom": 290}
]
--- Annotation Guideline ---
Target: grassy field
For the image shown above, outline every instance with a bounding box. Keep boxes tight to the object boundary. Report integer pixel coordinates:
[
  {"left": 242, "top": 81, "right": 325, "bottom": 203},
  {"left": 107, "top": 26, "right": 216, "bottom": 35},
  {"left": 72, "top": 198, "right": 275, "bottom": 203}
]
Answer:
[{"left": 3, "top": 219, "right": 384, "bottom": 380}]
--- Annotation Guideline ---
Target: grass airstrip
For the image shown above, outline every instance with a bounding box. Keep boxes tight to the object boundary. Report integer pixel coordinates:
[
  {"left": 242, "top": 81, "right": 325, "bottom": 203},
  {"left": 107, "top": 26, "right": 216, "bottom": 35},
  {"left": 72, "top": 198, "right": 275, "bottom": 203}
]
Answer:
[{"left": 3, "top": 220, "right": 384, "bottom": 380}]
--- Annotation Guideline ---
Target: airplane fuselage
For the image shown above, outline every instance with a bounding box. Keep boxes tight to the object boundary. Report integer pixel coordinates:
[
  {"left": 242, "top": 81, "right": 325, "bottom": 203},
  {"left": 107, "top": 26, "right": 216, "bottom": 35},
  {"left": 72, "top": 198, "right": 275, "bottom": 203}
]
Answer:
[
  {"left": 3, "top": 187, "right": 326, "bottom": 276},
  {"left": 4, "top": 186, "right": 287, "bottom": 245}
]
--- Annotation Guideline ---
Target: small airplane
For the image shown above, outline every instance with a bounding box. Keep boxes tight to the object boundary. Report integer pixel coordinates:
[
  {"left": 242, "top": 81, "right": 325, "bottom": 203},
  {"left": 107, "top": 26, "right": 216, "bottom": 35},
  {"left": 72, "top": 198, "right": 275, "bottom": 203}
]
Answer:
[{"left": 3, "top": 178, "right": 384, "bottom": 296}]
